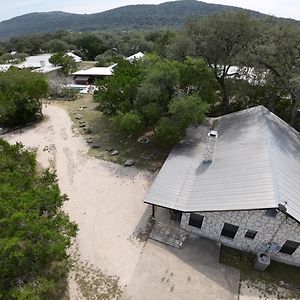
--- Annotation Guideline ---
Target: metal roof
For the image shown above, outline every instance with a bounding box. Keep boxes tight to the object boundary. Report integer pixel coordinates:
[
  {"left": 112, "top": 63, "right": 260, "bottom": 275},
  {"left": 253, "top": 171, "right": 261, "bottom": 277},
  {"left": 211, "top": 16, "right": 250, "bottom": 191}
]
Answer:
[
  {"left": 144, "top": 106, "right": 300, "bottom": 222},
  {"left": 125, "top": 52, "right": 145, "bottom": 62},
  {"left": 32, "top": 65, "right": 62, "bottom": 74},
  {"left": 66, "top": 52, "right": 82, "bottom": 63},
  {"left": 16, "top": 54, "right": 53, "bottom": 69},
  {"left": 0, "top": 64, "right": 12, "bottom": 72},
  {"left": 73, "top": 67, "right": 113, "bottom": 76}
]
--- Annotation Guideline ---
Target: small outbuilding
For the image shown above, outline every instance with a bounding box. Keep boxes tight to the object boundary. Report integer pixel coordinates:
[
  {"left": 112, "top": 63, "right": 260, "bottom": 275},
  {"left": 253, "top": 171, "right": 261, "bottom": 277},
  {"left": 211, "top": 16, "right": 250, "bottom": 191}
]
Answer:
[{"left": 72, "top": 66, "right": 114, "bottom": 85}]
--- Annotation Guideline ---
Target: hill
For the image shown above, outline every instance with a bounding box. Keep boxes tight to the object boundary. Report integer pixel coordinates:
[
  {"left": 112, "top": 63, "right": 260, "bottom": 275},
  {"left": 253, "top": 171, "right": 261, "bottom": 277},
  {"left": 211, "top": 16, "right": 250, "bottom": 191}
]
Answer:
[{"left": 0, "top": 0, "right": 297, "bottom": 39}]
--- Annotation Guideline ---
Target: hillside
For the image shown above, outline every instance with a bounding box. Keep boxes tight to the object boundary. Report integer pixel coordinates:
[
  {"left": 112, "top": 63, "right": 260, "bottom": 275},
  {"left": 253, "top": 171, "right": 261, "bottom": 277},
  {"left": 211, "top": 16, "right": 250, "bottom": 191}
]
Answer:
[{"left": 0, "top": 0, "right": 296, "bottom": 39}]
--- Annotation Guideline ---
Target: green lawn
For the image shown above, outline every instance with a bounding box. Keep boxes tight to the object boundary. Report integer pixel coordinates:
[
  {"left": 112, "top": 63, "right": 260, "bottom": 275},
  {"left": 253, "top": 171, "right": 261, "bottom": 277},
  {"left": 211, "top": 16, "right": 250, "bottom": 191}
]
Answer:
[
  {"left": 60, "top": 95, "right": 170, "bottom": 170},
  {"left": 220, "top": 245, "right": 300, "bottom": 287}
]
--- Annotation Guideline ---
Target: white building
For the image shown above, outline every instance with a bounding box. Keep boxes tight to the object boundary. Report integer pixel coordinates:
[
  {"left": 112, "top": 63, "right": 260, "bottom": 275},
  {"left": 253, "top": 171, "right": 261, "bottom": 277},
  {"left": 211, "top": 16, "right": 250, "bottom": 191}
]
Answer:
[
  {"left": 66, "top": 52, "right": 82, "bottom": 63},
  {"left": 72, "top": 66, "right": 113, "bottom": 84},
  {"left": 125, "top": 52, "right": 145, "bottom": 62},
  {"left": 16, "top": 54, "right": 53, "bottom": 69}
]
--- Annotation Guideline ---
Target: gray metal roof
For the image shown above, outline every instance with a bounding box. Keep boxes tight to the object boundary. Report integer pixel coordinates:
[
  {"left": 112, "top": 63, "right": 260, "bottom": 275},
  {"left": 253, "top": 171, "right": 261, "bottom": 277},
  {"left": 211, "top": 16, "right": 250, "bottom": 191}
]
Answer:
[{"left": 144, "top": 106, "right": 300, "bottom": 222}]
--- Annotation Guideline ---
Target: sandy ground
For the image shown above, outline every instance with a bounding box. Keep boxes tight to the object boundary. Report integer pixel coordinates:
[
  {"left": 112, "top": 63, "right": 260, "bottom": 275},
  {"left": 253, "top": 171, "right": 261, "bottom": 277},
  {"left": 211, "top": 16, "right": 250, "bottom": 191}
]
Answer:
[
  {"left": 4, "top": 103, "right": 242, "bottom": 300},
  {"left": 123, "top": 238, "right": 240, "bottom": 300},
  {"left": 4, "top": 104, "right": 154, "bottom": 298}
]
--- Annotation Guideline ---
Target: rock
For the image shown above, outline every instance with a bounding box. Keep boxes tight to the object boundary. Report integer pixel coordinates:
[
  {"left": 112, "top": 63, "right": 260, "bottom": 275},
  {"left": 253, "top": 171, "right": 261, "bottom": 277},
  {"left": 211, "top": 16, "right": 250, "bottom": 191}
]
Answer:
[
  {"left": 106, "top": 147, "right": 113, "bottom": 152},
  {"left": 91, "top": 144, "right": 101, "bottom": 149},
  {"left": 0, "top": 128, "right": 9, "bottom": 135},
  {"left": 86, "top": 137, "right": 93, "bottom": 144},
  {"left": 84, "top": 127, "right": 92, "bottom": 134},
  {"left": 124, "top": 159, "right": 135, "bottom": 167},
  {"left": 75, "top": 115, "right": 83, "bottom": 120},
  {"left": 111, "top": 150, "right": 119, "bottom": 156},
  {"left": 78, "top": 123, "right": 86, "bottom": 128}
]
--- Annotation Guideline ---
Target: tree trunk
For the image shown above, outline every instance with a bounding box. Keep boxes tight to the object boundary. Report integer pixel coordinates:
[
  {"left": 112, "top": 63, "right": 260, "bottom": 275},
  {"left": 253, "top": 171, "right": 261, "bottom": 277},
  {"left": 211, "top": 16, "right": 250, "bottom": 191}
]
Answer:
[
  {"left": 290, "top": 95, "right": 299, "bottom": 127},
  {"left": 288, "top": 84, "right": 300, "bottom": 127},
  {"left": 218, "top": 77, "right": 230, "bottom": 114}
]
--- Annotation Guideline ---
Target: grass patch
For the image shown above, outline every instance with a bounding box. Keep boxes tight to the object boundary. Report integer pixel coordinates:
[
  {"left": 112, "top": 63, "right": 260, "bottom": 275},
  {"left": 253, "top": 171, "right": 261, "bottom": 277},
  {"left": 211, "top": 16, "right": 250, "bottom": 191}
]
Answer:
[
  {"left": 78, "top": 61, "right": 96, "bottom": 71},
  {"left": 220, "top": 245, "right": 300, "bottom": 287},
  {"left": 59, "top": 95, "right": 170, "bottom": 170}
]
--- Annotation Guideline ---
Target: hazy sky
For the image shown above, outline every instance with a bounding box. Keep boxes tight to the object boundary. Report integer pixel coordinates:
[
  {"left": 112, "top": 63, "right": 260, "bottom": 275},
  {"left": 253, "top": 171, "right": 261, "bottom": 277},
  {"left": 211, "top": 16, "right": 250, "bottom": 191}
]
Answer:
[{"left": 0, "top": 0, "right": 299, "bottom": 22}]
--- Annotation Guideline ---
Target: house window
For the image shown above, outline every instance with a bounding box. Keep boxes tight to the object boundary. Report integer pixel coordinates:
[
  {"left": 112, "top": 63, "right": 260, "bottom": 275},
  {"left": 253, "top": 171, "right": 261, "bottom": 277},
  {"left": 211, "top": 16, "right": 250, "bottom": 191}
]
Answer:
[
  {"left": 245, "top": 230, "right": 257, "bottom": 239},
  {"left": 189, "top": 213, "right": 204, "bottom": 229},
  {"left": 279, "top": 240, "right": 300, "bottom": 255},
  {"left": 221, "top": 223, "right": 239, "bottom": 239},
  {"left": 265, "top": 209, "right": 278, "bottom": 218}
]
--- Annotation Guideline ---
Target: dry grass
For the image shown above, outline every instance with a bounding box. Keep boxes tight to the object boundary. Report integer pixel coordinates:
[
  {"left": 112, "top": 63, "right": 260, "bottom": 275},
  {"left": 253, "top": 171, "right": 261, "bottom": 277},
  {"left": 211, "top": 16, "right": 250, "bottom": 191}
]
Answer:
[
  {"left": 70, "top": 244, "right": 123, "bottom": 300},
  {"left": 78, "top": 61, "right": 96, "bottom": 71},
  {"left": 220, "top": 246, "right": 300, "bottom": 299},
  {"left": 58, "top": 94, "right": 170, "bottom": 171}
]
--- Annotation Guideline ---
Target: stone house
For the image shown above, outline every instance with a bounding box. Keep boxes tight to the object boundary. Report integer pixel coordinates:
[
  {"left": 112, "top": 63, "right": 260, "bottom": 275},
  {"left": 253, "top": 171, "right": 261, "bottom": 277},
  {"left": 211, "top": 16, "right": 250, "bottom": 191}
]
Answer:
[{"left": 144, "top": 106, "right": 300, "bottom": 266}]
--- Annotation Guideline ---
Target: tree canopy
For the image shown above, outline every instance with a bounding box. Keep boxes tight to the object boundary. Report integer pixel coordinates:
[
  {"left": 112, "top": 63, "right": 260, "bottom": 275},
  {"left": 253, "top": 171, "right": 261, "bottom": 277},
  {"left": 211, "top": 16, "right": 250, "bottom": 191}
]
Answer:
[
  {"left": 0, "top": 69, "right": 48, "bottom": 127},
  {"left": 0, "top": 139, "right": 77, "bottom": 299},
  {"left": 49, "top": 52, "right": 77, "bottom": 75},
  {"left": 94, "top": 55, "right": 215, "bottom": 146}
]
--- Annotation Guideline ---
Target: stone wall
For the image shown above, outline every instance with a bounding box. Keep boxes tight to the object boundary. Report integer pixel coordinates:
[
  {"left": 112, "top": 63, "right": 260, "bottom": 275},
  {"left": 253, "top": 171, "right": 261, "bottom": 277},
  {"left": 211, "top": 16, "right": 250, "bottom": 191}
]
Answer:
[{"left": 181, "top": 209, "right": 300, "bottom": 266}]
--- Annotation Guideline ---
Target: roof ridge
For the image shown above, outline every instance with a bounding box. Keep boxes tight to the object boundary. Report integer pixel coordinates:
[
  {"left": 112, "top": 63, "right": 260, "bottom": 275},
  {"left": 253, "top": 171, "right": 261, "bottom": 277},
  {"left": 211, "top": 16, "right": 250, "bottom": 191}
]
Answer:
[{"left": 260, "top": 106, "right": 281, "bottom": 207}]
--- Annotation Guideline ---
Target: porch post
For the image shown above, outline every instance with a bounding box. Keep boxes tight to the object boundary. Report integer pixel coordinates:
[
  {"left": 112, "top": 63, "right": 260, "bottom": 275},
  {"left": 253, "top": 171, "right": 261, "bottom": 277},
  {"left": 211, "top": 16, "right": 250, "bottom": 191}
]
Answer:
[{"left": 152, "top": 204, "right": 155, "bottom": 218}]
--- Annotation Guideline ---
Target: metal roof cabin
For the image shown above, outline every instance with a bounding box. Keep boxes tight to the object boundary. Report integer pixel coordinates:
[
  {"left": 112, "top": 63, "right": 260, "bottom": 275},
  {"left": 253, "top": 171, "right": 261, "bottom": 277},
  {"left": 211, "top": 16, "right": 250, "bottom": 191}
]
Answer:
[{"left": 144, "top": 106, "right": 300, "bottom": 223}]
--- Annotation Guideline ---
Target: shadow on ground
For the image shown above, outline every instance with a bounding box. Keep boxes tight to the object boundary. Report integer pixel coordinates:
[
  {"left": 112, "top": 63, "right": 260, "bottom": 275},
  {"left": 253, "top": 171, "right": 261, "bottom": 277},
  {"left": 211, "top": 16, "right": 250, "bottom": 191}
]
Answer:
[{"left": 124, "top": 207, "right": 240, "bottom": 300}]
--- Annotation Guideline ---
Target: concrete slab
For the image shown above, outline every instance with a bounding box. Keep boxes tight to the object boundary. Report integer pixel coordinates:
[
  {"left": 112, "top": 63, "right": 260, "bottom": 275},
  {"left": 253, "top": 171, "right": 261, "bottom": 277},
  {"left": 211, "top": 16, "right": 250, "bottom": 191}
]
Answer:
[{"left": 123, "top": 238, "right": 240, "bottom": 300}]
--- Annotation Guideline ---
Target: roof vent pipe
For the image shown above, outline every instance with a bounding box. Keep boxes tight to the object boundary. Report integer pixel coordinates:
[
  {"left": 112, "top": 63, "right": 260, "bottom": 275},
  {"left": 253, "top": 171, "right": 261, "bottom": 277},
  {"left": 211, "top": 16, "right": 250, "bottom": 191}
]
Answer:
[{"left": 203, "top": 130, "right": 218, "bottom": 163}]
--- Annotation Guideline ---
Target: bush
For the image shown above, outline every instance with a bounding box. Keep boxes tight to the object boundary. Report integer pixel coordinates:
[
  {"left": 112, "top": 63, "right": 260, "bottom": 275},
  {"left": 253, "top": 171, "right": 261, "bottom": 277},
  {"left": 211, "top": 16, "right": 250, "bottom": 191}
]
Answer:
[
  {"left": 141, "top": 102, "right": 163, "bottom": 126},
  {"left": 169, "top": 94, "right": 209, "bottom": 128},
  {"left": 48, "top": 80, "right": 79, "bottom": 100},
  {"left": 155, "top": 117, "right": 184, "bottom": 147},
  {"left": 113, "top": 111, "right": 144, "bottom": 136},
  {"left": 0, "top": 69, "right": 48, "bottom": 127}
]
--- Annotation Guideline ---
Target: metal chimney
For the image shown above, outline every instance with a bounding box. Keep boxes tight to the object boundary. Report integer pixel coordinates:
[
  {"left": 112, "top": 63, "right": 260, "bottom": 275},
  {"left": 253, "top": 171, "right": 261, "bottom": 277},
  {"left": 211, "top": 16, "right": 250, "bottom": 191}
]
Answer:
[
  {"left": 203, "top": 130, "right": 218, "bottom": 163},
  {"left": 40, "top": 60, "right": 46, "bottom": 68}
]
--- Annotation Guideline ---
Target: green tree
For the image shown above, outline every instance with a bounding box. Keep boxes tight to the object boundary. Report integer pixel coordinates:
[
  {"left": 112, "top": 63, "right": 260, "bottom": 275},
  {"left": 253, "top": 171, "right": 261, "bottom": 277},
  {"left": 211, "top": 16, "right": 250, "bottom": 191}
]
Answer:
[
  {"left": 94, "top": 56, "right": 213, "bottom": 146},
  {"left": 185, "top": 12, "right": 258, "bottom": 113},
  {"left": 169, "top": 94, "right": 209, "bottom": 128},
  {"left": 0, "top": 139, "right": 77, "bottom": 299},
  {"left": 49, "top": 52, "right": 77, "bottom": 75},
  {"left": 42, "top": 39, "right": 69, "bottom": 53},
  {"left": 0, "top": 69, "right": 48, "bottom": 127},
  {"left": 94, "top": 59, "right": 143, "bottom": 115},
  {"left": 113, "top": 111, "right": 144, "bottom": 136},
  {"left": 252, "top": 21, "right": 300, "bottom": 126},
  {"left": 74, "top": 34, "right": 107, "bottom": 60},
  {"left": 155, "top": 117, "right": 184, "bottom": 147}
]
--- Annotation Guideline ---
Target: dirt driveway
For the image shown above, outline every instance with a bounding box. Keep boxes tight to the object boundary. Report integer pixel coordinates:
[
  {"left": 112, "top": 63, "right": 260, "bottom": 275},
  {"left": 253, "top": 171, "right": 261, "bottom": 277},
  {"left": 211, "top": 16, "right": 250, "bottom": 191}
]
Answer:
[{"left": 4, "top": 103, "right": 239, "bottom": 299}]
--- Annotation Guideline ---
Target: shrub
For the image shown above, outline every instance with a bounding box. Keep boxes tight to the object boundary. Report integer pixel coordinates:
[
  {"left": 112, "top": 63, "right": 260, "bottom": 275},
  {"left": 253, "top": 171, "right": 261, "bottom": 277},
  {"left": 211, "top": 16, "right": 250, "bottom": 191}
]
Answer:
[
  {"left": 113, "top": 111, "right": 144, "bottom": 136},
  {"left": 0, "top": 69, "right": 48, "bottom": 127},
  {"left": 155, "top": 117, "right": 184, "bottom": 147}
]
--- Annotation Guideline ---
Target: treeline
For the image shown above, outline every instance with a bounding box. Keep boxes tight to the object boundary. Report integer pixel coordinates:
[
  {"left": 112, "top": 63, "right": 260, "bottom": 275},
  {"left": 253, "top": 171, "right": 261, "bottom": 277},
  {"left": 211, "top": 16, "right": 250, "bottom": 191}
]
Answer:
[
  {"left": 94, "top": 12, "right": 300, "bottom": 144},
  {"left": 0, "top": 30, "right": 174, "bottom": 63},
  {"left": 0, "top": 139, "right": 77, "bottom": 298},
  {"left": 0, "top": 11, "right": 299, "bottom": 136}
]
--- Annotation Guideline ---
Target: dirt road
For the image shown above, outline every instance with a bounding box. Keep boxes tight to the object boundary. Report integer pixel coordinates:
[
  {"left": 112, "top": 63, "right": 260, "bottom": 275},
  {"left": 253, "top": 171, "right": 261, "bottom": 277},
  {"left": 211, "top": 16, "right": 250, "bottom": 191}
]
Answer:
[{"left": 4, "top": 104, "right": 154, "bottom": 298}]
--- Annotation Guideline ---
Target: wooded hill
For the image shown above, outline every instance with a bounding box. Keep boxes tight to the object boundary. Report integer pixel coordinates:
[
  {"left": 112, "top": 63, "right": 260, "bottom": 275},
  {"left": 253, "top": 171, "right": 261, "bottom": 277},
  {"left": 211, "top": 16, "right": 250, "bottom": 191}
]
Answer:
[{"left": 0, "top": 0, "right": 293, "bottom": 39}]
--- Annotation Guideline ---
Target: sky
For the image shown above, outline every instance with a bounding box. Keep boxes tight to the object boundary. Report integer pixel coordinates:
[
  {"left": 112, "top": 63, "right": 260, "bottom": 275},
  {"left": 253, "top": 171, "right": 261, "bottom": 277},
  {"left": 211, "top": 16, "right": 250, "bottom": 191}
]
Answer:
[{"left": 0, "top": 0, "right": 299, "bottom": 22}]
